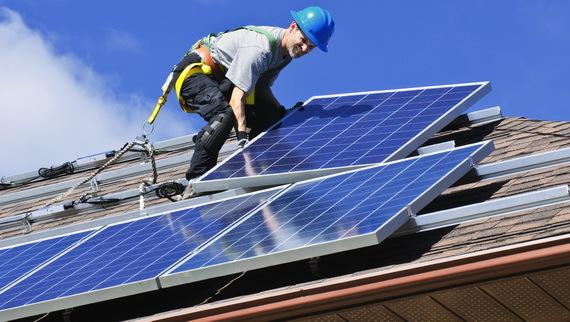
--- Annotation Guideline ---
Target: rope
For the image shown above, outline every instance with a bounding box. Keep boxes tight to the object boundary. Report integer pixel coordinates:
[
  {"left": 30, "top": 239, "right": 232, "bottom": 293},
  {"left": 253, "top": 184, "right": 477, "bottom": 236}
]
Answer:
[
  {"left": 38, "top": 162, "right": 74, "bottom": 178},
  {"left": 139, "top": 181, "right": 151, "bottom": 210},
  {"left": 144, "top": 141, "right": 158, "bottom": 185},
  {"left": 198, "top": 271, "right": 247, "bottom": 306},
  {"left": 138, "top": 140, "right": 158, "bottom": 210},
  {"left": 43, "top": 141, "right": 137, "bottom": 208},
  {"left": 33, "top": 312, "right": 50, "bottom": 322},
  {"left": 155, "top": 182, "right": 185, "bottom": 201}
]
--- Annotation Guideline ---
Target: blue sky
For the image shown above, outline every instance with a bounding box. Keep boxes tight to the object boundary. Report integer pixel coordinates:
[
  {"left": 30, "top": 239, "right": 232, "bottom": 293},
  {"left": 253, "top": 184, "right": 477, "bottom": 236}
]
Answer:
[{"left": 1, "top": 0, "right": 569, "bottom": 175}]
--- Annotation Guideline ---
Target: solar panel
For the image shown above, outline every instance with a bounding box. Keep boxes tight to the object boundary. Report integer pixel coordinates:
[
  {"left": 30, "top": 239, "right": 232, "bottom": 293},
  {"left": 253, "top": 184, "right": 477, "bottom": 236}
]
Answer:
[
  {"left": 161, "top": 141, "right": 493, "bottom": 286},
  {"left": 0, "top": 188, "right": 281, "bottom": 319},
  {"left": 0, "top": 231, "right": 91, "bottom": 291},
  {"left": 193, "top": 82, "right": 490, "bottom": 192}
]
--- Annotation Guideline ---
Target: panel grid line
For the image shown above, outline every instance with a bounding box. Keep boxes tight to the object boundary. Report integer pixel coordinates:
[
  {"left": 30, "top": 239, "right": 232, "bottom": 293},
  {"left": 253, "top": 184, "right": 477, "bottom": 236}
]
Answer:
[
  {"left": 159, "top": 188, "right": 286, "bottom": 276},
  {"left": 339, "top": 151, "right": 456, "bottom": 239},
  {"left": 0, "top": 231, "right": 92, "bottom": 294},
  {"left": 227, "top": 96, "right": 344, "bottom": 179},
  {"left": 255, "top": 95, "right": 357, "bottom": 176},
  {"left": 281, "top": 94, "right": 383, "bottom": 173},
  {"left": 270, "top": 159, "right": 418, "bottom": 252},
  {"left": 351, "top": 87, "right": 453, "bottom": 165},
  {"left": 232, "top": 165, "right": 392, "bottom": 260},
  {"left": 198, "top": 82, "right": 488, "bottom": 186},
  {"left": 170, "top": 143, "right": 490, "bottom": 275},
  {"left": 289, "top": 92, "right": 399, "bottom": 172},
  {"left": 0, "top": 190, "right": 279, "bottom": 311}
]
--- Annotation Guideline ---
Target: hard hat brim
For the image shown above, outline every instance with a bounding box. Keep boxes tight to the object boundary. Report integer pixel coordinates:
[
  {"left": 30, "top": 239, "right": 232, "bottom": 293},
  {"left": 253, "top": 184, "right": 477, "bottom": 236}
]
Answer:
[{"left": 290, "top": 10, "right": 328, "bottom": 52}]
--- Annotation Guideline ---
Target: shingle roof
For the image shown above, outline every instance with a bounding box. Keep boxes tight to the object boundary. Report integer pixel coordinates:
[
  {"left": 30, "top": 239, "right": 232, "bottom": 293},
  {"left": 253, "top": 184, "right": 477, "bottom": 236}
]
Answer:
[{"left": 1, "top": 115, "right": 570, "bottom": 321}]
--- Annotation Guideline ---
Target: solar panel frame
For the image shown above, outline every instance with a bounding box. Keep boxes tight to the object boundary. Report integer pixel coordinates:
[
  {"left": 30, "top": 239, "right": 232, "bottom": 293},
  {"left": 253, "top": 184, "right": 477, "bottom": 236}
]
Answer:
[
  {"left": 192, "top": 81, "right": 491, "bottom": 193},
  {"left": 0, "top": 187, "right": 285, "bottom": 321},
  {"left": 160, "top": 141, "right": 494, "bottom": 287}
]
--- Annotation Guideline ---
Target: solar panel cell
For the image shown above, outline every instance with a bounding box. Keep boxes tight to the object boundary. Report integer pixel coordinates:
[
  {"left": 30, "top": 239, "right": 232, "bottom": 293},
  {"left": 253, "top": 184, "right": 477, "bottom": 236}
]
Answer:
[
  {"left": 196, "top": 82, "right": 490, "bottom": 192},
  {"left": 166, "top": 142, "right": 492, "bottom": 281},
  {"left": 0, "top": 232, "right": 90, "bottom": 291},
  {"left": 0, "top": 189, "right": 279, "bottom": 312}
]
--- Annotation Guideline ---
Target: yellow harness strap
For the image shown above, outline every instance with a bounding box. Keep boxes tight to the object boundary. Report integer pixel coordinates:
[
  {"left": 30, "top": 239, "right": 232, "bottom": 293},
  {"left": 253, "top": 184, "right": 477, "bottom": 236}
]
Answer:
[
  {"left": 246, "top": 89, "right": 255, "bottom": 105},
  {"left": 174, "top": 63, "right": 213, "bottom": 112},
  {"left": 147, "top": 94, "right": 167, "bottom": 124},
  {"left": 147, "top": 45, "right": 257, "bottom": 124},
  {"left": 147, "top": 62, "right": 213, "bottom": 124}
]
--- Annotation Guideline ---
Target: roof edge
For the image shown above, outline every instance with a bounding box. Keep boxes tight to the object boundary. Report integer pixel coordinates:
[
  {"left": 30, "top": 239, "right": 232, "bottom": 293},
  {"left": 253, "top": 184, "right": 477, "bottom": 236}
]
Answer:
[{"left": 138, "top": 233, "right": 570, "bottom": 322}]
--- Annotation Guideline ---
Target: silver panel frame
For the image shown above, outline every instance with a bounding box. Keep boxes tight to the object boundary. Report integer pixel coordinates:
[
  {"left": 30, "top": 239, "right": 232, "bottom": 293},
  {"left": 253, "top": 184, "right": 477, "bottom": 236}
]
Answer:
[
  {"left": 0, "top": 279, "right": 159, "bottom": 321},
  {"left": 0, "top": 187, "right": 285, "bottom": 320},
  {"left": 0, "top": 186, "right": 276, "bottom": 249},
  {"left": 192, "top": 81, "right": 491, "bottom": 193},
  {"left": 159, "top": 141, "right": 494, "bottom": 288}
]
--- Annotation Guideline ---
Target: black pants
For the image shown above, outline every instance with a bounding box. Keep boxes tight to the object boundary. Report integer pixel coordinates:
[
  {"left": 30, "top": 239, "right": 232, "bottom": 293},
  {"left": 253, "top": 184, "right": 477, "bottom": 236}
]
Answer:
[{"left": 180, "top": 54, "right": 285, "bottom": 180}]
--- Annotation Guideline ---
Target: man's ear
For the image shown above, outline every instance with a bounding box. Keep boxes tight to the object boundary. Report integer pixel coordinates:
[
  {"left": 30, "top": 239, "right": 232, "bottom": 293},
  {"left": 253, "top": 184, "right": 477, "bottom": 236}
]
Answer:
[{"left": 288, "top": 21, "right": 297, "bottom": 32}]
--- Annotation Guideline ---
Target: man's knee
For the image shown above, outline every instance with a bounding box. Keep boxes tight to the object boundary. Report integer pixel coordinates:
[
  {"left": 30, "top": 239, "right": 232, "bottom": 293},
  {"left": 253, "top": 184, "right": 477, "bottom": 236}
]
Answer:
[{"left": 200, "top": 108, "right": 234, "bottom": 153}]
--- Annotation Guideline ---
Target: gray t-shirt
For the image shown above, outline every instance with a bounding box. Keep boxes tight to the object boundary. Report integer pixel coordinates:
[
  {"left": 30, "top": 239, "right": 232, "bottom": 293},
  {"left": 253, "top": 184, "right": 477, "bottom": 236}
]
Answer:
[{"left": 209, "top": 26, "right": 291, "bottom": 93}]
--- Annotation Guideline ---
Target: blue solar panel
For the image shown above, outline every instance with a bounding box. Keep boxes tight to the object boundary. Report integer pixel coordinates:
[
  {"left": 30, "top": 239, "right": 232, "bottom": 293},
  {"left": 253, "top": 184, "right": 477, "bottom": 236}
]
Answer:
[
  {"left": 199, "top": 82, "right": 489, "bottom": 186},
  {"left": 0, "top": 232, "right": 90, "bottom": 291},
  {"left": 0, "top": 188, "right": 279, "bottom": 312},
  {"left": 165, "top": 142, "right": 493, "bottom": 281}
]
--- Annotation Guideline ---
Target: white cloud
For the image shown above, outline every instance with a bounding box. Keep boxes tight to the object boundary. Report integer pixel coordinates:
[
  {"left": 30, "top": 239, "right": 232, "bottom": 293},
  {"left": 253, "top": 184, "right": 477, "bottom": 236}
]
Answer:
[
  {"left": 0, "top": 8, "right": 189, "bottom": 177},
  {"left": 104, "top": 28, "right": 142, "bottom": 54}
]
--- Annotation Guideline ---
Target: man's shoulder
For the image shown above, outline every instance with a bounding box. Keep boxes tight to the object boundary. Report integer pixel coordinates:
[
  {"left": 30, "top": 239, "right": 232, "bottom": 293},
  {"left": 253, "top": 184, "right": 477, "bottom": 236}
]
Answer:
[{"left": 232, "top": 26, "right": 284, "bottom": 50}]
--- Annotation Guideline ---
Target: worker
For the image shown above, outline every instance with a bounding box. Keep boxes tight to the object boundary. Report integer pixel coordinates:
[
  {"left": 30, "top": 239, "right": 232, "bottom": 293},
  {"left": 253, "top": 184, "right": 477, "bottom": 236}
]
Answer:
[{"left": 167, "top": 6, "right": 334, "bottom": 183}]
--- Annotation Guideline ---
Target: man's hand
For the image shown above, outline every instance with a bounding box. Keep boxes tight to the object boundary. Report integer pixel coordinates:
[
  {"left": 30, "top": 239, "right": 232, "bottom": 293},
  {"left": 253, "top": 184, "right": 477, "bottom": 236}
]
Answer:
[{"left": 237, "top": 131, "right": 249, "bottom": 149}]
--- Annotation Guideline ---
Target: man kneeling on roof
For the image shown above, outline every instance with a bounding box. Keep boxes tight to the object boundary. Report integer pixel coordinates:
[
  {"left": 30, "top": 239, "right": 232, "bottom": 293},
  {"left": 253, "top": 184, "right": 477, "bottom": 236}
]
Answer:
[{"left": 167, "top": 6, "right": 335, "bottom": 183}]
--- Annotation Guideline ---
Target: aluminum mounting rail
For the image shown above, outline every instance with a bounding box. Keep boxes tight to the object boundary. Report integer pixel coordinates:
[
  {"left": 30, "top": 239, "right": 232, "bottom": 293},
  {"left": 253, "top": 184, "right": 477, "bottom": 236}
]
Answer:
[
  {"left": 476, "top": 146, "right": 570, "bottom": 179},
  {"left": 0, "top": 134, "right": 197, "bottom": 187},
  {"left": 0, "top": 143, "right": 237, "bottom": 207},
  {"left": 396, "top": 185, "right": 570, "bottom": 236}
]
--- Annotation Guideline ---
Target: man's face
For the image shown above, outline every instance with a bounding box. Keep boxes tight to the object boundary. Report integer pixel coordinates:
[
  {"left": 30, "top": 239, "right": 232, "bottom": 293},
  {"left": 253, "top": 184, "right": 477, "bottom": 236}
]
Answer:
[{"left": 287, "top": 22, "right": 316, "bottom": 58}]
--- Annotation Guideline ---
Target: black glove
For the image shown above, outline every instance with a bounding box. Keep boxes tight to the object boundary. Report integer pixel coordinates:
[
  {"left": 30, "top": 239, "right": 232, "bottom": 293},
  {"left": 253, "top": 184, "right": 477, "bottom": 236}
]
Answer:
[{"left": 237, "top": 131, "right": 249, "bottom": 149}]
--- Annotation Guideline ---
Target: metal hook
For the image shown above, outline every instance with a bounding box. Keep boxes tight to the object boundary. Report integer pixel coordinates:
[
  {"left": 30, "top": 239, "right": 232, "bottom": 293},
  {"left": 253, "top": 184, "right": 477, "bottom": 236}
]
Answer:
[{"left": 142, "top": 121, "right": 155, "bottom": 137}]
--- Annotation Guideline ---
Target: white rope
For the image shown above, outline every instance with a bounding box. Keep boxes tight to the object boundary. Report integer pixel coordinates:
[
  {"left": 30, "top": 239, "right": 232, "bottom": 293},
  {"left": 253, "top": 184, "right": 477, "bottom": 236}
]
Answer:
[
  {"left": 138, "top": 140, "right": 158, "bottom": 210},
  {"left": 43, "top": 141, "right": 137, "bottom": 208}
]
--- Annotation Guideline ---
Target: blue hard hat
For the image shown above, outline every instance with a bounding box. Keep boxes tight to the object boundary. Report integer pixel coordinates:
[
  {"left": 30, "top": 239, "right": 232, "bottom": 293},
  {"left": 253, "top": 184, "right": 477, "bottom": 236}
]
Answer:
[{"left": 290, "top": 6, "right": 335, "bottom": 52}]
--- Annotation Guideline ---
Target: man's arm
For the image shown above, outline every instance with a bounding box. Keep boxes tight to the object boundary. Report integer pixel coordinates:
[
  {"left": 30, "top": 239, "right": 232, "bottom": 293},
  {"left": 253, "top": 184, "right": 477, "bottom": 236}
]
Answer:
[
  {"left": 229, "top": 86, "right": 250, "bottom": 148},
  {"left": 229, "top": 86, "right": 247, "bottom": 132}
]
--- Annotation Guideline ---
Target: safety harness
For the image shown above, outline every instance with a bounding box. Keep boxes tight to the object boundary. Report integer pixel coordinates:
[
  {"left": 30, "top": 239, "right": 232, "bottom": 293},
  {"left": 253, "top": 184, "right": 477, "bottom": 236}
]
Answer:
[{"left": 147, "top": 26, "right": 277, "bottom": 124}]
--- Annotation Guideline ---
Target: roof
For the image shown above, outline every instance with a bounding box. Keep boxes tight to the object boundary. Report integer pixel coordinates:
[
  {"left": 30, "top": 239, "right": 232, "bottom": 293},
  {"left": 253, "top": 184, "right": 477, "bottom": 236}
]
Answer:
[{"left": 1, "top": 111, "right": 569, "bottom": 321}]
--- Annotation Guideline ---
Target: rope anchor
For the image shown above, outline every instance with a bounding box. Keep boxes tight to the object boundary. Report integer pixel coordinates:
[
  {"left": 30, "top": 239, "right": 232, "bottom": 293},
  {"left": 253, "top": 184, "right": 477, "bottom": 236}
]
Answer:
[{"left": 44, "top": 136, "right": 159, "bottom": 210}]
